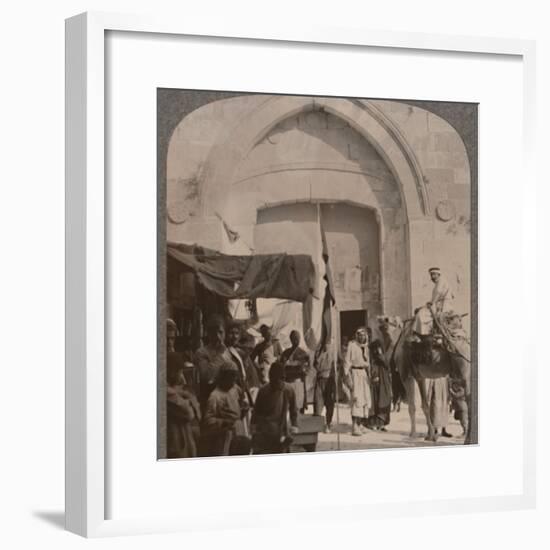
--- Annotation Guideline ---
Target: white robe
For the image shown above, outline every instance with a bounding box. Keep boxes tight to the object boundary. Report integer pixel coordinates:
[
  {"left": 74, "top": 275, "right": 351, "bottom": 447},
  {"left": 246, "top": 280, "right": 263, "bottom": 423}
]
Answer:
[
  {"left": 413, "top": 276, "right": 455, "bottom": 335},
  {"left": 343, "top": 340, "right": 371, "bottom": 418},
  {"left": 431, "top": 275, "right": 454, "bottom": 313}
]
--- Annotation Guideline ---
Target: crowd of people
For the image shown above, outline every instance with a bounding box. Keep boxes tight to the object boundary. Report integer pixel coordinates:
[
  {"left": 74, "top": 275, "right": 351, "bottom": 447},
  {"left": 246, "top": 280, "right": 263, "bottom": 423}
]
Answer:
[
  {"left": 166, "top": 317, "right": 305, "bottom": 459},
  {"left": 166, "top": 312, "right": 426, "bottom": 459},
  {"left": 166, "top": 266, "right": 469, "bottom": 459}
]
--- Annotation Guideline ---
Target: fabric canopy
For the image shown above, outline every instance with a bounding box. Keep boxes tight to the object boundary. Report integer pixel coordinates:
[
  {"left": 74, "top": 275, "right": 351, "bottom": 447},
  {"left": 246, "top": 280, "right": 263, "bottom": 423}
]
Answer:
[{"left": 167, "top": 243, "right": 315, "bottom": 303}]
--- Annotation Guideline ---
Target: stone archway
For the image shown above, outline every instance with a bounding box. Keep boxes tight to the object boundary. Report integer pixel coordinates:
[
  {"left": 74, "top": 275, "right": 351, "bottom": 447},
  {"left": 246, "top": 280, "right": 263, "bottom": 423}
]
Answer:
[
  {"left": 200, "top": 96, "right": 429, "bottom": 223},
  {"left": 197, "top": 97, "right": 428, "bottom": 316},
  {"left": 166, "top": 92, "right": 473, "bottom": 320}
]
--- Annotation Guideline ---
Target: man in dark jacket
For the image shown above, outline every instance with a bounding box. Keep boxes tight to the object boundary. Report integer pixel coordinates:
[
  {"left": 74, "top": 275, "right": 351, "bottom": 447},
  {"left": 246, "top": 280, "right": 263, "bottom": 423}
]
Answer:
[
  {"left": 313, "top": 344, "right": 336, "bottom": 433},
  {"left": 366, "top": 340, "right": 392, "bottom": 431},
  {"left": 280, "top": 330, "right": 310, "bottom": 412},
  {"left": 251, "top": 362, "right": 299, "bottom": 454}
]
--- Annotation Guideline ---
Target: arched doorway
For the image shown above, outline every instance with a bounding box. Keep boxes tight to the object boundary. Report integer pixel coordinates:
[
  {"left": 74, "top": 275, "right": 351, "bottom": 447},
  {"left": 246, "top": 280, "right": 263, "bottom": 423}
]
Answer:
[
  {"left": 256, "top": 202, "right": 381, "bottom": 312},
  {"left": 166, "top": 95, "right": 451, "bottom": 319},
  {"left": 255, "top": 201, "right": 382, "bottom": 337}
]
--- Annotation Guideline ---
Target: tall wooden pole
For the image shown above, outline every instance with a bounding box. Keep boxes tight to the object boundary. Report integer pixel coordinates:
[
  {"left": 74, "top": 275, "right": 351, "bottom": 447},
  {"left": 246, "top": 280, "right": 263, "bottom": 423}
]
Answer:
[{"left": 333, "top": 305, "right": 340, "bottom": 451}]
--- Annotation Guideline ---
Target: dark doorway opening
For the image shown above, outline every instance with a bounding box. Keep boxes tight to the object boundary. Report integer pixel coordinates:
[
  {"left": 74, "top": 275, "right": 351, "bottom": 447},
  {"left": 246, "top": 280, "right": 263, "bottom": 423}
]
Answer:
[{"left": 340, "top": 309, "right": 368, "bottom": 343}]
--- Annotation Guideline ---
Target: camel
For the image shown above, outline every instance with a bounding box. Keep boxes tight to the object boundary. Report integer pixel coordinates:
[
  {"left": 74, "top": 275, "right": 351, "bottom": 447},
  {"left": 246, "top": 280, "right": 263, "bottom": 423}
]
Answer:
[{"left": 379, "top": 314, "right": 471, "bottom": 444}]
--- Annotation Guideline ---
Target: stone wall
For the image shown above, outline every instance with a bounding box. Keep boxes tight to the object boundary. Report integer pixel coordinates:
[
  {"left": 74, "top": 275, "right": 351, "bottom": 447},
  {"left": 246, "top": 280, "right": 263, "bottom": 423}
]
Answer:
[
  {"left": 166, "top": 95, "right": 471, "bottom": 320},
  {"left": 368, "top": 100, "right": 471, "bottom": 315}
]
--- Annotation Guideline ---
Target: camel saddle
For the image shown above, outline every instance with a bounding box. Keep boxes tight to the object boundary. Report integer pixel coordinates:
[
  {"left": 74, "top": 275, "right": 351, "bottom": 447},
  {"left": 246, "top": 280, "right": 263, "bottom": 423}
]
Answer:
[{"left": 409, "top": 310, "right": 470, "bottom": 368}]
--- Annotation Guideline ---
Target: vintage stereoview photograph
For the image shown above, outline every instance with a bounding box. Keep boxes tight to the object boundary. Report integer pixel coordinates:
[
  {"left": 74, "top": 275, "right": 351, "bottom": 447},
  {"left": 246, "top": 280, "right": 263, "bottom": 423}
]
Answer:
[{"left": 158, "top": 90, "right": 477, "bottom": 460}]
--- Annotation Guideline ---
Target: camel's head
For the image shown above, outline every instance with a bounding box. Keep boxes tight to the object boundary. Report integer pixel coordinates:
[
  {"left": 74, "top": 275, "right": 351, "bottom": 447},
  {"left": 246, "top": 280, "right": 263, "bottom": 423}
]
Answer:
[{"left": 377, "top": 315, "right": 403, "bottom": 333}]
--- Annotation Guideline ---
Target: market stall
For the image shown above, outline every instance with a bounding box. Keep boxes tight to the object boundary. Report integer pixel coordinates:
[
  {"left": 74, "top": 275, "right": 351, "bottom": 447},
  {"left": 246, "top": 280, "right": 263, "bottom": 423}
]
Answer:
[{"left": 166, "top": 242, "right": 327, "bottom": 451}]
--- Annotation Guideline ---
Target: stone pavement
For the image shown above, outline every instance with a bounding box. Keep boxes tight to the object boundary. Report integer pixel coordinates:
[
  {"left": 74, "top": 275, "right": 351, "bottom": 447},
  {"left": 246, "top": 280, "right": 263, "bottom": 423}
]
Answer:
[{"left": 307, "top": 403, "right": 465, "bottom": 452}]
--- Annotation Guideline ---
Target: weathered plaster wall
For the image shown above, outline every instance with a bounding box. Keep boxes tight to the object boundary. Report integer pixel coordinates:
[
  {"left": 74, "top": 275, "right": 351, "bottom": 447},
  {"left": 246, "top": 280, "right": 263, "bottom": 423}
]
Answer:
[
  {"left": 369, "top": 100, "right": 471, "bottom": 315},
  {"left": 229, "top": 109, "right": 407, "bottom": 317},
  {"left": 166, "top": 95, "right": 471, "bottom": 319}
]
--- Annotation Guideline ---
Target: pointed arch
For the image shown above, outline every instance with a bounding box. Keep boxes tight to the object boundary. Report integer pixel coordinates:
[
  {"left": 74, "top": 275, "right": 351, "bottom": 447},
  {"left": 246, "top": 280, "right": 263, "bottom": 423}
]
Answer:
[{"left": 200, "top": 96, "right": 429, "bottom": 221}]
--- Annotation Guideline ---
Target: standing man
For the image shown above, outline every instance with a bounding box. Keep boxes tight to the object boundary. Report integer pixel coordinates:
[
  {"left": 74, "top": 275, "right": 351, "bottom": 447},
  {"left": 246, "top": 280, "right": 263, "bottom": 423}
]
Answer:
[
  {"left": 194, "top": 315, "right": 233, "bottom": 410},
  {"left": 237, "top": 332, "right": 262, "bottom": 398},
  {"left": 251, "top": 362, "right": 299, "bottom": 454},
  {"left": 413, "top": 267, "right": 455, "bottom": 336},
  {"left": 226, "top": 321, "right": 260, "bottom": 436},
  {"left": 343, "top": 327, "right": 372, "bottom": 436},
  {"left": 428, "top": 267, "right": 455, "bottom": 314},
  {"left": 366, "top": 339, "right": 392, "bottom": 431},
  {"left": 424, "top": 376, "right": 453, "bottom": 438},
  {"left": 314, "top": 343, "right": 336, "bottom": 433},
  {"left": 280, "top": 330, "right": 310, "bottom": 412},
  {"left": 226, "top": 321, "right": 259, "bottom": 396},
  {"left": 166, "top": 318, "right": 178, "bottom": 353},
  {"left": 251, "top": 324, "right": 283, "bottom": 384},
  {"left": 338, "top": 336, "right": 350, "bottom": 402}
]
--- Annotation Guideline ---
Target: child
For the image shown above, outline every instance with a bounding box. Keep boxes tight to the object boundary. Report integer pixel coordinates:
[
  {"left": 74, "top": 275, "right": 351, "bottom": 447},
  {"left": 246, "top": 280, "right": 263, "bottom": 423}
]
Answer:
[
  {"left": 166, "top": 352, "right": 201, "bottom": 458},
  {"left": 449, "top": 378, "right": 468, "bottom": 437},
  {"left": 202, "top": 361, "right": 251, "bottom": 456}
]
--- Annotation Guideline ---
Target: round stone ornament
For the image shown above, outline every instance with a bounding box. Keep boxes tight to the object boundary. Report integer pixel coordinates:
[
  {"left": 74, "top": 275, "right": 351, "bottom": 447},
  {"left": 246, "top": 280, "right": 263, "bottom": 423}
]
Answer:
[{"left": 435, "top": 200, "right": 456, "bottom": 222}]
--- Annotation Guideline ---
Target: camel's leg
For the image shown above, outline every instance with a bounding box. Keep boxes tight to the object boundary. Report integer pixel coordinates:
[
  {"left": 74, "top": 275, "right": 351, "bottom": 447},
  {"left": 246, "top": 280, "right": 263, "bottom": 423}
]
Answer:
[
  {"left": 465, "top": 376, "right": 472, "bottom": 445},
  {"left": 417, "top": 378, "right": 436, "bottom": 442},
  {"left": 405, "top": 376, "right": 417, "bottom": 438},
  {"left": 452, "top": 356, "right": 472, "bottom": 445},
  {"left": 464, "top": 392, "right": 472, "bottom": 444}
]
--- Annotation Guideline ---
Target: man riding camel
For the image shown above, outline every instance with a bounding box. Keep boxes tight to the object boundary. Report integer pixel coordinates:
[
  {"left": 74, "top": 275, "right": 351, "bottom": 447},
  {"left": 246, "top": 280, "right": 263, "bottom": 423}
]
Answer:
[{"left": 413, "top": 267, "right": 455, "bottom": 337}]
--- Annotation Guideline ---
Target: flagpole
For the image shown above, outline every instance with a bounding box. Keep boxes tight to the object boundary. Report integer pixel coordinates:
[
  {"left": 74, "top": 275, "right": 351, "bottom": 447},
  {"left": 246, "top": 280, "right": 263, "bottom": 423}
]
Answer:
[
  {"left": 318, "top": 202, "right": 340, "bottom": 451},
  {"left": 333, "top": 306, "right": 341, "bottom": 452}
]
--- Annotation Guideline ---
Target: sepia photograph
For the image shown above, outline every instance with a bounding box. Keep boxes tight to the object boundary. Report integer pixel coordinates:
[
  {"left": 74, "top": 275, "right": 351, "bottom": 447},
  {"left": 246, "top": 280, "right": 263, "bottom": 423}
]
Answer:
[{"left": 158, "top": 90, "right": 477, "bottom": 460}]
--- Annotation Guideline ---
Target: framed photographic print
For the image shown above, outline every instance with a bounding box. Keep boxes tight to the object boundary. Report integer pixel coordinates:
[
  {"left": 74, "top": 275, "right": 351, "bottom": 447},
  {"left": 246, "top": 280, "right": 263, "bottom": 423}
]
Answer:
[
  {"left": 159, "top": 89, "right": 477, "bottom": 458},
  {"left": 65, "top": 11, "right": 537, "bottom": 537}
]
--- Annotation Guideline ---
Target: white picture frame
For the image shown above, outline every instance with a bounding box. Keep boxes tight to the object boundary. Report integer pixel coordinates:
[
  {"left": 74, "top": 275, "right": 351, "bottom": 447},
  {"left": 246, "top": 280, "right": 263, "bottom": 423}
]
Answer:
[{"left": 65, "top": 11, "right": 537, "bottom": 538}]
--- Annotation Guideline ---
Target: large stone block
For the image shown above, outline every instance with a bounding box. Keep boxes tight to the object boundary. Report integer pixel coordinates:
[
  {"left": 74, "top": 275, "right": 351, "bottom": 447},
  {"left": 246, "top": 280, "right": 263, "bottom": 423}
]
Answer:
[
  {"left": 368, "top": 175, "right": 399, "bottom": 192},
  {"left": 326, "top": 113, "right": 348, "bottom": 129},
  {"left": 425, "top": 181, "right": 448, "bottom": 202},
  {"left": 432, "top": 132, "right": 465, "bottom": 154},
  {"left": 426, "top": 113, "right": 455, "bottom": 133},
  {"left": 433, "top": 216, "right": 472, "bottom": 239},
  {"left": 381, "top": 207, "right": 406, "bottom": 227},
  {"left": 420, "top": 240, "right": 470, "bottom": 288},
  {"left": 298, "top": 111, "right": 327, "bottom": 130},
  {"left": 453, "top": 167, "right": 471, "bottom": 185},
  {"left": 362, "top": 159, "right": 393, "bottom": 179},
  {"left": 376, "top": 190, "right": 402, "bottom": 209},
  {"left": 409, "top": 134, "right": 431, "bottom": 155},
  {"left": 447, "top": 184, "right": 470, "bottom": 200},
  {"left": 424, "top": 151, "right": 469, "bottom": 171},
  {"left": 454, "top": 199, "right": 471, "bottom": 219},
  {"left": 260, "top": 179, "right": 311, "bottom": 207},
  {"left": 424, "top": 168, "right": 455, "bottom": 185}
]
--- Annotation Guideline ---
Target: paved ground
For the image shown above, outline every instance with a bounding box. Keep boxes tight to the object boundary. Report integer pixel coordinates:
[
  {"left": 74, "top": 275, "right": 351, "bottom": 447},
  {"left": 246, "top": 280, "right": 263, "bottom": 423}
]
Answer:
[{"left": 297, "top": 403, "right": 466, "bottom": 452}]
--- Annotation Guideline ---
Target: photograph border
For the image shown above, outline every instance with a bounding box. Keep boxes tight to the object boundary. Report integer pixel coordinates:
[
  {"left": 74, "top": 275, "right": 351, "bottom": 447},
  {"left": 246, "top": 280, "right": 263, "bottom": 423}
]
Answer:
[
  {"left": 65, "top": 11, "right": 536, "bottom": 537},
  {"left": 155, "top": 89, "right": 480, "bottom": 460}
]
